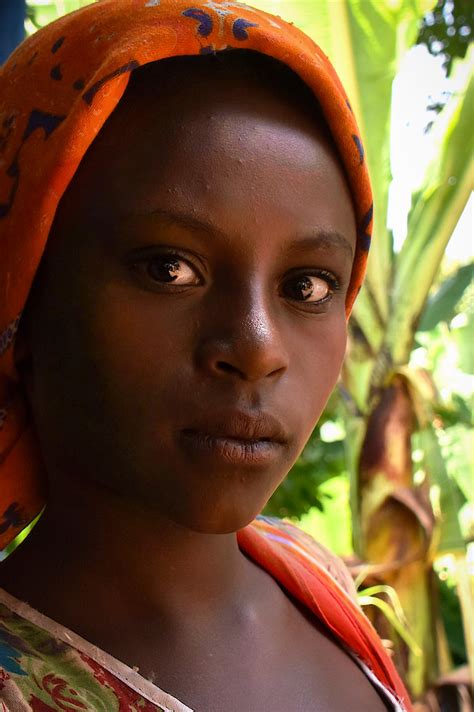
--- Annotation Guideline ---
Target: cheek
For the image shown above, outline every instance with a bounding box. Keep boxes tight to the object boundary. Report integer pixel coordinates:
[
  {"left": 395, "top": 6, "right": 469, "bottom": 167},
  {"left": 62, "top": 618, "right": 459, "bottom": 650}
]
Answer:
[
  {"left": 88, "top": 284, "right": 187, "bottom": 387},
  {"left": 315, "top": 318, "right": 347, "bottom": 389},
  {"left": 27, "top": 279, "right": 191, "bottom": 495},
  {"left": 293, "top": 317, "right": 347, "bottom": 436}
]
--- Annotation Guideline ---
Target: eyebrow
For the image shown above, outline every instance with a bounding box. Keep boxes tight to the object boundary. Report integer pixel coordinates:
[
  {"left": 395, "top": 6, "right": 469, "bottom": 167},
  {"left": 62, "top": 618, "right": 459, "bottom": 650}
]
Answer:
[
  {"left": 288, "top": 233, "right": 354, "bottom": 260},
  {"left": 120, "top": 207, "right": 354, "bottom": 259}
]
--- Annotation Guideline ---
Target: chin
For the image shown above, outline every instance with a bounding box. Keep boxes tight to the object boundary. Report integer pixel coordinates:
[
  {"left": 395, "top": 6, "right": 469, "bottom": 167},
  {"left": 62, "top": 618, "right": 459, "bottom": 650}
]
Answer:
[
  {"left": 107, "top": 458, "right": 280, "bottom": 534},
  {"left": 188, "top": 513, "right": 260, "bottom": 535},
  {"left": 166, "top": 494, "right": 267, "bottom": 535}
]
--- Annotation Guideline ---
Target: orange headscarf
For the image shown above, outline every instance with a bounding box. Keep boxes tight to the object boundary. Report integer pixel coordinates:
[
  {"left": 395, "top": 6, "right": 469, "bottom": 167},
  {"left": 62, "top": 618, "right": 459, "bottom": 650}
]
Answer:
[{"left": 0, "top": 3, "right": 413, "bottom": 708}]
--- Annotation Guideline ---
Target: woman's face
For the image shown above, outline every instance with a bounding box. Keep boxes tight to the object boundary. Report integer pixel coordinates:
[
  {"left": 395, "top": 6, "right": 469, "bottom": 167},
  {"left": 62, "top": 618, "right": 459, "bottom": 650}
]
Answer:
[{"left": 25, "top": 64, "right": 356, "bottom": 533}]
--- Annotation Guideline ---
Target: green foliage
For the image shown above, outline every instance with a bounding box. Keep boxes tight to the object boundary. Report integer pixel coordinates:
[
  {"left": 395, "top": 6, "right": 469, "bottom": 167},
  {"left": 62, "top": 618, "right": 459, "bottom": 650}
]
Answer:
[
  {"left": 297, "top": 475, "right": 353, "bottom": 557},
  {"left": 434, "top": 394, "right": 473, "bottom": 428},
  {"left": 0, "top": 509, "right": 44, "bottom": 563},
  {"left": 452, "top": 313, "right": 474, "bottom": 374},
  {"left": 278, "top": 0, "right": 473, "bottom": 694},
  {"left": 417, "top": 0, "right": 473, "bottom": 75},
  {"left": 357, "top": 585, "right": 422, "bottom": 657},
  {"left": 344, "top": 0, "right": 433, "bottom": 327},
  {"left": 264, "top": 394, "right": 346, "bottom": 518},
  {"left": 416, "top": 424, "right": 466, "bottom": 553},
  {"left": 386, "top": 57, "right": 473, "bottom": 366},
  {"left": 409, "top": 302, "right": 474, "bottom": 558},
  {"left": 25, "top": 1, "right": 93, "bottom": 34},
  {"left": 419, "top": 262, "right": 473, "bottom": 331},
  {"left": 437, "top": 575, "right": 468, "bottom": 666}
]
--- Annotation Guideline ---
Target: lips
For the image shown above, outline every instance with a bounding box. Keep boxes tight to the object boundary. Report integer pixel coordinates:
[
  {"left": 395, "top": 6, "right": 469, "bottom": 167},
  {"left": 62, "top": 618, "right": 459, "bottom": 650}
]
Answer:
[
  {"left": 179, "top": 410, "right": 288, "bottom": 465},
  {"left": 182, "top": 409, "right": 287, "bottom": 442}
]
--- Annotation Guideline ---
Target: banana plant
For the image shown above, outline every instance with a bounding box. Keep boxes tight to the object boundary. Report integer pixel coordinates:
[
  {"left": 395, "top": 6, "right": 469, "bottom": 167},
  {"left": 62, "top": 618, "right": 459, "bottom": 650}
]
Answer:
[
  {"left": 342, "top": 35, "right": 472, "bottom": 705},
  {"left": 329, "top": 2, "right": 472, "bottom": 700}
]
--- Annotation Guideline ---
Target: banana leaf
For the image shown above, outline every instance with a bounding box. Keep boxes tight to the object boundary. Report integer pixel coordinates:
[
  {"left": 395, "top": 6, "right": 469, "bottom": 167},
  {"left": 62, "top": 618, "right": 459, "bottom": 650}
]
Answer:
[
  {"left": 416, "top": 425, "right": 466, "bottom": 554},
  {"left": 344, "top": 0, "right": 435, "bottom": 323},
  {"left": 26, "top": 1, "right": 93, "bottom": 31},
  {"left": 388, "top": 53, "right": 474, "bottom": 365},
  {"left": 418, "top": 262, "right": 474, "bottom": 332}
]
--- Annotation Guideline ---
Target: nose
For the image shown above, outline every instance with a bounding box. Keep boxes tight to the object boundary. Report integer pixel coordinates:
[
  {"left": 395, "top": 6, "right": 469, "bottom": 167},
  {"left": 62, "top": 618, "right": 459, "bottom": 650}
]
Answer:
[{"left": 194, "top": 287, "right": 289, "bottom": 382}]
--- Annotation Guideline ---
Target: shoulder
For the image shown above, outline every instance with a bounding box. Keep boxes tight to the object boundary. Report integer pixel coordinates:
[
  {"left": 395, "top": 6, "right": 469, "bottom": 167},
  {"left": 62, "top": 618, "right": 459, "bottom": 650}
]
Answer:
[{"left": 252, "top": 515, "right": 359, "bottom": 603}]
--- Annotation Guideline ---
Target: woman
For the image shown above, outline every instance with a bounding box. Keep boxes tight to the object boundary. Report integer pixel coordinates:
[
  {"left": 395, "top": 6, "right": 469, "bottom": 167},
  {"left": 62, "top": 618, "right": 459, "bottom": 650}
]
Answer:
[{"left": 0, "top": 1, "right": 412, "bottom": 710}]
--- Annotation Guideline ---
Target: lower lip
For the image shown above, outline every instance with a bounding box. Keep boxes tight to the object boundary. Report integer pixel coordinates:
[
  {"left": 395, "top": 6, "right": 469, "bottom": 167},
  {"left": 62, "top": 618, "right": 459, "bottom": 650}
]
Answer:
[{"left": 179, "top": 430, "right": 282, "bottom": 465}]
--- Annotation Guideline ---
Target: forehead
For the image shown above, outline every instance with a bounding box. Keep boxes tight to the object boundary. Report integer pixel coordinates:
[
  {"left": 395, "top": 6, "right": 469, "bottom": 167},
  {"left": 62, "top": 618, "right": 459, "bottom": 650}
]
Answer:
[
  {"left": 76, "top": 50, "right": 337, "bottom": 182},
  {"left": 56, "top": 58, "right": 351, "bottom": 232},
  {"left": 50, "top": 53, "right": 356, "bottom": 258}
]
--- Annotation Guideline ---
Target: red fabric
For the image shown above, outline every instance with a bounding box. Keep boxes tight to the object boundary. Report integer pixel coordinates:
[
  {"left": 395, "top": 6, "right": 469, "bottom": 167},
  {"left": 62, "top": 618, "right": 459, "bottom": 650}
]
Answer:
[{"left": 239, "top": 522, "right": 413, "bottom": 711}]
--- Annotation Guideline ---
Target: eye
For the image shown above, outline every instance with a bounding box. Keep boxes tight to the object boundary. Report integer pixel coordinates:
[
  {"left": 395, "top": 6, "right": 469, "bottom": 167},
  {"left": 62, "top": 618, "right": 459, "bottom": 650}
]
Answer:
[
  {"left": 133, "top": 253, "right": 201, "bottom": 287},
  {"left": 283, "top": 271, "right": 338, "bottom": 303}
]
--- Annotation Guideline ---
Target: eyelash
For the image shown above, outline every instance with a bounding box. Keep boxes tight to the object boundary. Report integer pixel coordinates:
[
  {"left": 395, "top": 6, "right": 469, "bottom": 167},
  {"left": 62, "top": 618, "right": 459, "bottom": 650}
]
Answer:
[{"left": 130, "top": 250, "right": 341, "bottom": 306}]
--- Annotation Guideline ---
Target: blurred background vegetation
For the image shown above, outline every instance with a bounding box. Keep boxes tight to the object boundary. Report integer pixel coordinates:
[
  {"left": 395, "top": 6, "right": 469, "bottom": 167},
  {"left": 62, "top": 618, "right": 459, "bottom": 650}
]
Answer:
[{"left": 1, "top": 0, "right": 472, "bottom": 709}]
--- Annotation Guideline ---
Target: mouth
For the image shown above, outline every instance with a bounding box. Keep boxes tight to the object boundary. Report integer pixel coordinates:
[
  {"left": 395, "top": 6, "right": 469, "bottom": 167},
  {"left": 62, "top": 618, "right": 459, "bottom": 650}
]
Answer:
[{"left": 179, "top": 411, "right": 287, "bottom": 465}]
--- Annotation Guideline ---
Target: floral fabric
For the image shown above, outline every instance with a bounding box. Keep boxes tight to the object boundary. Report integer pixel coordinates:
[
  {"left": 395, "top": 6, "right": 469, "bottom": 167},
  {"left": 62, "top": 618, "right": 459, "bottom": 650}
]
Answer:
[{"left": 0, "top": 592, "right": 191, "bottom": 712}]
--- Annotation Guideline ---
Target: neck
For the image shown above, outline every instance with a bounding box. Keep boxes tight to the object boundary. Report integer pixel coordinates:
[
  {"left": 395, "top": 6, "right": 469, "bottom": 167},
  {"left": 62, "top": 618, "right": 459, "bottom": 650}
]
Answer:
[{"left": 0, "top": 474, "right": 257, "bottom": 636}]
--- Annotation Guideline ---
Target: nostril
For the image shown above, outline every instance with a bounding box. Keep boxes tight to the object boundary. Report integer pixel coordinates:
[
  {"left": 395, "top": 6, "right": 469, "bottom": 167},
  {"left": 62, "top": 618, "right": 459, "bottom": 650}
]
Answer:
[{"left": 216, "top": 361, "right": 242, "bottom": 376}]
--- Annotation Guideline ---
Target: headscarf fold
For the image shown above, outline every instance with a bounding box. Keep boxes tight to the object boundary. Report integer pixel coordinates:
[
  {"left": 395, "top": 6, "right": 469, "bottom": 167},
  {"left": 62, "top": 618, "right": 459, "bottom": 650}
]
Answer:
[{"left": 0, "top": 2, "right": 408, "bottom": 705}]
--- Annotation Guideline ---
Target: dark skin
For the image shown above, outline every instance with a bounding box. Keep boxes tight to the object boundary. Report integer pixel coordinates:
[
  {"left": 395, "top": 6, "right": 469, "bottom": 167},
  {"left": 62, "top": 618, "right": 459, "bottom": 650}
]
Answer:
[{"left": 0, "top": 65, "right": 390, "bottom": 711}]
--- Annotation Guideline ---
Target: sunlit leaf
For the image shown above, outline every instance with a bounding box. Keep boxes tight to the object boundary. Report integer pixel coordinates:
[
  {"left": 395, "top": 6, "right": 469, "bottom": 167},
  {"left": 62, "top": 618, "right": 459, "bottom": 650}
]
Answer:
[
  {"left": 388, "top": 55, "right": 474, "bottom": 364},
  {"left": 416, "top": 425, "right": 466, "bottom": 553},
  {"left": 358, "top": 594, "right": 422, "bottom": 656},
  {"left": 452, "top": 314, "right": 474, "bottom": 374},
  {"left": 418, "top": 262, "right": 473, "bottom": 332}
]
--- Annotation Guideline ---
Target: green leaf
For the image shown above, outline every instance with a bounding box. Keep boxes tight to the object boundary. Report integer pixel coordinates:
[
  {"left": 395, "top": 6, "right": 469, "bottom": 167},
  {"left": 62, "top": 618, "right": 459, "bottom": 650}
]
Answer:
[
  {"left": 418, "top": 262, "right": 473, "bottom": 331},
  {"left": 297, "top": 475, "right": 353, "bottom": 556},
  {"left": 387, "top": 53, "right": 474, "bottom": 364},
  {"left": 437, "top": 576, "right": 467, "bottom": 666},
  {"left": 346, "top": 0, "right": 433, "bottom": 324},
  {"left": 358, "top": 594, "right": 422, "bottom": 656},
  {"left": 438, "top": 424, "right": 474, "bottom": 507},
  {"left": 416, "top": 425, "right": 466, "bottom": 553},
  {"left": 26, "top": 1, "right": 95, "bottom": 31},
  {"left": 452, "top": 313, "right": 474, "bottom": 374},
  {"left": 434, "top": 395, "right": 474, "bottom": 429},
  {"left": 359, "top": 584, "right": 409, "bottom": 625}
]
